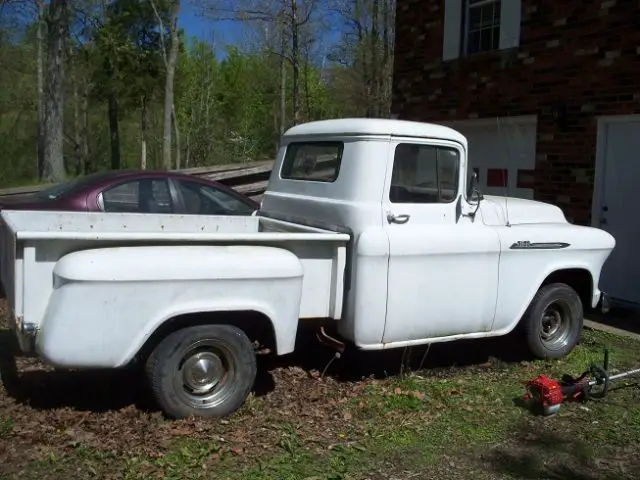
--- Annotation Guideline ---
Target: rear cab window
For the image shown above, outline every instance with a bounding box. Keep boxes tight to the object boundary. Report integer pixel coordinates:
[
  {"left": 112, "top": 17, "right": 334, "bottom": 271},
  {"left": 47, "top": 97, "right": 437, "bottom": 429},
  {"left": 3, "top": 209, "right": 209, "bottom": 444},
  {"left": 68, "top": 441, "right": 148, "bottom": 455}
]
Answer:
[{"left": 280, "top": 142, "right": 344, "bottom": 183}]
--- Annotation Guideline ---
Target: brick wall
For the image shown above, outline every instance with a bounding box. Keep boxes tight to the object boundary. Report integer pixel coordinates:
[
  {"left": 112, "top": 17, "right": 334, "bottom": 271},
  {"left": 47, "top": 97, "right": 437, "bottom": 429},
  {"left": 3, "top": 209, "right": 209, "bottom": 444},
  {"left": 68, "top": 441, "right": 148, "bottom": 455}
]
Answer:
[{"left": 392, "top": 0, "right": 640, "bottom": 224}]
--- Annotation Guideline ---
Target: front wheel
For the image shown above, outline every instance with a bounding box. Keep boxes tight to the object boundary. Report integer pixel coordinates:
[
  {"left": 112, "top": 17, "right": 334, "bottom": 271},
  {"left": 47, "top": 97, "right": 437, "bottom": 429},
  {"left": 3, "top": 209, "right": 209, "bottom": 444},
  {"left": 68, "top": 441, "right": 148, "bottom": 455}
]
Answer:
[
  {"left": 521, "top": 282, "right": 584, "bottom": 360},
  {"left": 145, "top": 324, "right": 257, "bottom": 419}
]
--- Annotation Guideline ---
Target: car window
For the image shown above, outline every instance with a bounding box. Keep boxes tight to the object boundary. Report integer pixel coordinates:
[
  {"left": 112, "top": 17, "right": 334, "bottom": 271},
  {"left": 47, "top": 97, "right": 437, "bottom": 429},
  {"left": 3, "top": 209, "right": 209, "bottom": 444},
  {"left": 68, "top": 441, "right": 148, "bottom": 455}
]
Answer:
[
  {"left": 101, "top": 179, "right": 173, "bottom": 213},
  {"left": 177, "top": 180, "right": 255, "bottom": 215},
  {"left": 389, "top": 143, "right": 459, "bottom": 204}
]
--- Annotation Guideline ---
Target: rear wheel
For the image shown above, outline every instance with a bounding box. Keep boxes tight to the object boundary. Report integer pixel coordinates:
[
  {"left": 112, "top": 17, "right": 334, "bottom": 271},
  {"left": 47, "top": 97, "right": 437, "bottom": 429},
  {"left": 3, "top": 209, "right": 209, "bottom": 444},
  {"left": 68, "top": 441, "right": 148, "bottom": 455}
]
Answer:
[
  {"left": 521, "top": 282, "right": 583, "bottom": 360},
  {"left": 145, "top": 324, "right": 257, "bottom": 419}
]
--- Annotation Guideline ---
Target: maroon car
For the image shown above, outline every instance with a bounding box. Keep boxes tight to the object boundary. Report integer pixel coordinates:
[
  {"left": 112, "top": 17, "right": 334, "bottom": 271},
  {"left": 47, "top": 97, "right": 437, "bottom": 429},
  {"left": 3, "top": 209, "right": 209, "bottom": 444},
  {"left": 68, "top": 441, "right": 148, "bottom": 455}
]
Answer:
[{"left": 0, "top": 170, "right": 259, "bottom": 216}]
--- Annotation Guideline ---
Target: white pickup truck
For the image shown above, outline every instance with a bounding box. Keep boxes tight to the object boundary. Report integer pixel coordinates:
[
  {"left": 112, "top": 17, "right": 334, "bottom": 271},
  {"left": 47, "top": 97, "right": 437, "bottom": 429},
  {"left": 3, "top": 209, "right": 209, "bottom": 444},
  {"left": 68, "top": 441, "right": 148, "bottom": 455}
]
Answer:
[{"left": 0, "top": 118, "right": 615, "bottom": 419}]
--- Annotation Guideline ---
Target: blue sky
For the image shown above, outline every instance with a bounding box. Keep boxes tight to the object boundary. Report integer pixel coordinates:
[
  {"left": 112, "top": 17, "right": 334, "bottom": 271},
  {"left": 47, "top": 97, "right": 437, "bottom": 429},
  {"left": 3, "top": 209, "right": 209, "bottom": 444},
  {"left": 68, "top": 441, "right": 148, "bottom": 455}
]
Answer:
[
  {"left": 177, "top": 1, "right": 343, "bottom": 61},
  {"left": 2, "top": 0, "right": 342, "bottom": 63},
  {"left": 177, "top": 2, "right": 243, "bottom": 47}
]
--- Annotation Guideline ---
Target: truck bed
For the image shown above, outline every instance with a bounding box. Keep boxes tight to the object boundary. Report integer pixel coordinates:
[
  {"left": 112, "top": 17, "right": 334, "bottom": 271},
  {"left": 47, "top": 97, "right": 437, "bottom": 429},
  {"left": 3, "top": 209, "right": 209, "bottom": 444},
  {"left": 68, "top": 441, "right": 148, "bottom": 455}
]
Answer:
[{"left": 0, "top": 210, "right": 350, "bottom": 355}]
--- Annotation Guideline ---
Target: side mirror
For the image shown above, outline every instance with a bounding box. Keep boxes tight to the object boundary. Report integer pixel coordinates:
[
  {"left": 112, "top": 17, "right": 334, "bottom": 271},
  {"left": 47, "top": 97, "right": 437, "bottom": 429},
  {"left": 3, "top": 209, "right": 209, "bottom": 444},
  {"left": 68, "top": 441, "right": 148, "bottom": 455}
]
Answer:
[{"left": 467, "top": 171, "right": 484, "bottom": 203}]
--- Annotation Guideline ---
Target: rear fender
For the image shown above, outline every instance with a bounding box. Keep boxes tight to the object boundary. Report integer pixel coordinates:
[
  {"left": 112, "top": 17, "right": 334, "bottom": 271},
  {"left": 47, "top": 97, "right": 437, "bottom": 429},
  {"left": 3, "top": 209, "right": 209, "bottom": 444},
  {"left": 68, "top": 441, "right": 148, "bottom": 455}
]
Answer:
[{"left": 36, "top": 244, "right": 304, "bottom": 368}]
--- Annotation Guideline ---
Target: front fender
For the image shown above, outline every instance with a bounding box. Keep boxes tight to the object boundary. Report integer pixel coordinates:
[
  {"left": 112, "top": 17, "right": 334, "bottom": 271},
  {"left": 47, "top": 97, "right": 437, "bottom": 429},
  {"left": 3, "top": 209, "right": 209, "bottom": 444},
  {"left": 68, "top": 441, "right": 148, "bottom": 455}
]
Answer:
[
  {"left": 36, "top": 244, "right": 304, "bottom": 368},
  {"left": 492, "top": 254, "right": 608, "bottom": 334}
]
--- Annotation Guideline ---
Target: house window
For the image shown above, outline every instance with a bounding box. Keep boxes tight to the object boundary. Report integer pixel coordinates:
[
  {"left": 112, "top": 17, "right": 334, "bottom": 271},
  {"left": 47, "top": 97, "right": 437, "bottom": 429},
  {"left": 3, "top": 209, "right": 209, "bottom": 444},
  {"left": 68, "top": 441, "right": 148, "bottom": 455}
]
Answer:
[
  {"left": 464, "top": 0, "right": 501, "bottom": 55},
  {"left": 441, "top": 0, "right": 520, "bottom": 62}
]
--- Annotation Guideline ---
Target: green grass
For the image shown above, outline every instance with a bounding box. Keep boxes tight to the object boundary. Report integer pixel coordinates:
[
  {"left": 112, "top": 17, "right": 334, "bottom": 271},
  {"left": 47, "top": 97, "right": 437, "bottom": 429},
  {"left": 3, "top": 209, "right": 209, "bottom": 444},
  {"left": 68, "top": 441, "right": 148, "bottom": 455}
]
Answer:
[
  {"left": 5, "top": 328, "right": 640, "bottom": 479},
  {"left": 0, "top": 415, "right": 13, "bottom": 439}
]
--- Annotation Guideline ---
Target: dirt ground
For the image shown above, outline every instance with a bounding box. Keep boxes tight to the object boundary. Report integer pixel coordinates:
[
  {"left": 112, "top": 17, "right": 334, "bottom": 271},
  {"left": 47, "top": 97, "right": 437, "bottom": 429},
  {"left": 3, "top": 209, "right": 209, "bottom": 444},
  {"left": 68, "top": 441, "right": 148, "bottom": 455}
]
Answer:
[{"left": 1, "top": 301, "right": 640, "bottom": 479}]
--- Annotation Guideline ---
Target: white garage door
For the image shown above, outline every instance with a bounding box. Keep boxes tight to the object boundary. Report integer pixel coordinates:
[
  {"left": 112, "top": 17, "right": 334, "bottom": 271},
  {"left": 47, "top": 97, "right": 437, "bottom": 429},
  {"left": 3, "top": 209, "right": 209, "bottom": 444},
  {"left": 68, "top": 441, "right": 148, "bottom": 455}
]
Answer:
[
  {"left": 592, "top": 116, "right": 640, "bottom": 307},
  {"left": 444, "top": 116, "right": 538, "bottom": 200}
]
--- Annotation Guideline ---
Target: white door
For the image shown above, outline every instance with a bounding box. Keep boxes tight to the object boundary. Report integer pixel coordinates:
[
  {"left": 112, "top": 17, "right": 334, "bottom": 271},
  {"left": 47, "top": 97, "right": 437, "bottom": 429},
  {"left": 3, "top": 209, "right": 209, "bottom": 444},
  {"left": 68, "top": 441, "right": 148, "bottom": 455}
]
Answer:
[
  {"left": 381, "top": 139, "right": 501, "bottom": 343},
  {"left": 446, "top": 116, "right": 537, "bottom": 200},
  {"left": 594, "top": 117, "right": 640, "bottom": 306}
]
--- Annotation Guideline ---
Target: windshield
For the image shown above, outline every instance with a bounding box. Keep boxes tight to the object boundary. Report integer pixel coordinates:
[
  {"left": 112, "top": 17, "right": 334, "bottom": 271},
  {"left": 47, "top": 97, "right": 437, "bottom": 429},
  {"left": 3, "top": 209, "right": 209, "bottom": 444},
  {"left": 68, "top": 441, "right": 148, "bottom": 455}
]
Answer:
[{"left": 35, "top": 172, "right": 113, "bottom": 201}]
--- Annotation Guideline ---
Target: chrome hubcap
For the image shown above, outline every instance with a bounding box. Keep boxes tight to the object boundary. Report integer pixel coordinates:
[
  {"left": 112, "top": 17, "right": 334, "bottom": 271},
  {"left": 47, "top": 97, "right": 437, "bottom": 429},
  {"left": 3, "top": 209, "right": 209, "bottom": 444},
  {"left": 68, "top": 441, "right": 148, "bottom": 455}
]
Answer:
[
  {"left": 539, "top": 300, "right": 573, "bottom": 350},
  {"left": 541, "top": 307, "right": 562, "bottom": 340},
  {"left": 173, "top": 340, "right": 237, "bottom": 409},
  {"left": 182, "top": 352, "right": 224, "bottom": 394}
]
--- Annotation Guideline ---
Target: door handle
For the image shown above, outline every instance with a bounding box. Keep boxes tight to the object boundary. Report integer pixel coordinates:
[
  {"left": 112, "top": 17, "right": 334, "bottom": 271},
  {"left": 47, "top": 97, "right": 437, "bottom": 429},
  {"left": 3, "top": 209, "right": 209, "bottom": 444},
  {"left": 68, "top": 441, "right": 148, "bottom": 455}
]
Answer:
[{"left": 387, "top": 212, "right": 410, "bottom": 224}]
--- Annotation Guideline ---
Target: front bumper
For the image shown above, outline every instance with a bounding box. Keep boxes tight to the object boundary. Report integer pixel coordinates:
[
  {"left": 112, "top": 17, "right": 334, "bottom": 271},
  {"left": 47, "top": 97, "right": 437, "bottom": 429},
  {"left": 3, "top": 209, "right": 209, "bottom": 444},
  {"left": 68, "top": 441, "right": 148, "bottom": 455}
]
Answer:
[{"left": 596, "top": 290, "right": 611, "bottom": 313}]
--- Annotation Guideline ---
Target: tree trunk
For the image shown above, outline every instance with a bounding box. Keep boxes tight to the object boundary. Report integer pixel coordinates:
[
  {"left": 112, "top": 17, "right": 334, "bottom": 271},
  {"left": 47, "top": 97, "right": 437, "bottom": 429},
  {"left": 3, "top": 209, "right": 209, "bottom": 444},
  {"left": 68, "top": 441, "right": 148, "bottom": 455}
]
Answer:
[
  {"left": 107, "top": 92, "right": 120, "bottom": 170},
  {"left": 186, "top": 104, "right": 195, "bottom": 168},
  {"left": 273, "top": 99, "right": 279, "bottom": 152},
  {"left": 172, "top": 104, "right": 181, "bottom": 170},
  {"left": 381, "top": 0, "right": 389, "bottom": 117},
  {"left": 369, "top": 0, "right": 379, "bottom": 117},
  {"left": 140, "top": 95, "right": 148, "bottom": 169},
  {"left": 162, "top": 0, "right": 180, "bottom": 170},
  {"left": 354, "top": 0, "right": 370, "bottom": 117},
  {"left": 81, "top": 84, "right": 89, "bottom": 174},
  {"left": 290, "top": 0, "right": 300, "bottom": 125},
  {"left": 73, "top": 78, "right": 81, "bottom": 175},
  {"left": 279, "top": 23, "right": 287, "bottom": 135},
  {"left": 43, "top": 0, "right": 67, "bottom": 182},
  {"left": 303, "top": 52, "right": 311, "bottom": 121},
  {"left": 36, "top": 1, "right": 46, "bottom": 180}
]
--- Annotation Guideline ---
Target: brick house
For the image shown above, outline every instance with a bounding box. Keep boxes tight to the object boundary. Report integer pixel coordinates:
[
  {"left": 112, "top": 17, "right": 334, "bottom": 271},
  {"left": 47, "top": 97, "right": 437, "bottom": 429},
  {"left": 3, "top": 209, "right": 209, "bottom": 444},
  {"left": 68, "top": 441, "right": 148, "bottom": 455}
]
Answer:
[{"left": 391, "top": 0, "right": 640, "bottom": 305}]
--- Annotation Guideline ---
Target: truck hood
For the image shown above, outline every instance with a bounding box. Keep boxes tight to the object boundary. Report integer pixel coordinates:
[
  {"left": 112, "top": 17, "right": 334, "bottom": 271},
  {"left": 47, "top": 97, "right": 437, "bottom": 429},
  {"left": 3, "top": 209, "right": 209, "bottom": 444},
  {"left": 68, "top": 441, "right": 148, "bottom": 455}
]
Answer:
[{"left": 480, "top": 195, "right": 568, "bottom": 226}]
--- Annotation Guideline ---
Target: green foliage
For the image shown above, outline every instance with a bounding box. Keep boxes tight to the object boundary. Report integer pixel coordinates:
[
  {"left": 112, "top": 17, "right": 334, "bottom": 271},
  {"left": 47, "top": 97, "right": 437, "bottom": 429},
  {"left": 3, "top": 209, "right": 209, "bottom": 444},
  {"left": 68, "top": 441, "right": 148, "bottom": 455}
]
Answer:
[{"left": 0, "top": 1, "right": 367, "bottom": 187}]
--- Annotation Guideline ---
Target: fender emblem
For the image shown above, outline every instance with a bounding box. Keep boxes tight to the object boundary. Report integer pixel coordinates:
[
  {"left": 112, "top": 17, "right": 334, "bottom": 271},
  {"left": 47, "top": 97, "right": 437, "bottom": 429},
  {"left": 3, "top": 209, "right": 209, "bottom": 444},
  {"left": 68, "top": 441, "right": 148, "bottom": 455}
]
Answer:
[{"left": 510, "top": 241, "right": 570, "bottom": 250}]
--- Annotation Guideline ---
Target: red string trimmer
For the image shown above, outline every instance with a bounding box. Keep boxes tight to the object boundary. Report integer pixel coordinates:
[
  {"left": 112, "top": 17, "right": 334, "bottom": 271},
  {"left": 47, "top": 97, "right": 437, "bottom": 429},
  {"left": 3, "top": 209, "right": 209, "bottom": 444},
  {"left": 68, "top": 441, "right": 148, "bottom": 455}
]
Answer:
[{"left": 521, "top": 349, "right": 640, "bottom": 416}]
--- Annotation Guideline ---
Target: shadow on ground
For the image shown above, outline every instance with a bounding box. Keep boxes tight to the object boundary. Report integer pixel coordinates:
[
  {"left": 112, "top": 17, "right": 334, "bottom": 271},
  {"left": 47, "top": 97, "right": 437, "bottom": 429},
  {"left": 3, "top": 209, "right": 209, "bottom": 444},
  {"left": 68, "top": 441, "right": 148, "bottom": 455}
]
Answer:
[
  {"left": 275, "top": 323, "right": 533, "bottom": 382},
  {"left": 482, "top": 422, "right": 640, "bottom": 480},
  {"left": 0, "top": 329, "right": 156, "bottom": 413},
  {"left": 0, "top": 324, "right": 533, "bottom": 416},
  {"left": 586, "top": 304, "right": 640, "bottom": 336}
]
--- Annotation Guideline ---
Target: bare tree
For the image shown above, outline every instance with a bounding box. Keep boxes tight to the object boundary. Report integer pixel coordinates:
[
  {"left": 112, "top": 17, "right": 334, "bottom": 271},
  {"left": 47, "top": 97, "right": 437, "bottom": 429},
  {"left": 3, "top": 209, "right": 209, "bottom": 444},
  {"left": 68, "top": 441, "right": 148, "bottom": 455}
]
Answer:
[
  {"left": 43, "top": 0, "right": 68, "bottom": 181},
  {"left": 151, "top": 0, "right": 181, "bottom": 170},
  {"left": 198, "top": 0, "right": 322, "bottom": 128},
  {"left": 141, "top": 95, "right": 148, "bottom": 169},
  {"left": 327, "top": 0, "right": 395, "bottom": 117},
  {"left": 278, "top": 14, "right": 287, "bottom": 133},
  {"left": 35, "top": 0, "right": 46, "bottom": 179}
]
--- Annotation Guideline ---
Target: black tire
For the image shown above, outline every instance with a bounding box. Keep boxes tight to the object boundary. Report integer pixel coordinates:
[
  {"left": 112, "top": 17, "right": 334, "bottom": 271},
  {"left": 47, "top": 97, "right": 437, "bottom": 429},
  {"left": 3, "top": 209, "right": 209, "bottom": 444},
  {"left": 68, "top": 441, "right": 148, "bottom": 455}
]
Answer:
[
  {"left": 521, "top": 282, "right": 583, "bottom": 360},
  {"left": 145, "top": 324, "right": 257, "bottom": 419}
]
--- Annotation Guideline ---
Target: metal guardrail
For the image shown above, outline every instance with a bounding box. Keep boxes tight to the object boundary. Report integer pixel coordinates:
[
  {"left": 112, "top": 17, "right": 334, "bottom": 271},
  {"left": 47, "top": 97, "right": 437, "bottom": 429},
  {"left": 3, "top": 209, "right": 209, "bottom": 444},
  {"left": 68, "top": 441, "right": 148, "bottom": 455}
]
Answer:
[
  {"left": 0, "top": 160, "right": 276, "bottom": 200},
  {"left": 0, "top": 153, "right": 338, "bottom": 201}
]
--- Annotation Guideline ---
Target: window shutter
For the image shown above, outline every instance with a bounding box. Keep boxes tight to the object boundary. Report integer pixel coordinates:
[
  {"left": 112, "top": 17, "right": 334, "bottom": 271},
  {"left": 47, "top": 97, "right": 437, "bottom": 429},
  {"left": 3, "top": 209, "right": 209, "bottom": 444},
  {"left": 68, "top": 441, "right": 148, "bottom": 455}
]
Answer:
[
  {"left": 442, "top": 0, "right": 463, "bottom": 61},
  {"left": 499, "top": 0, "right": 522, "bottom": 50}
]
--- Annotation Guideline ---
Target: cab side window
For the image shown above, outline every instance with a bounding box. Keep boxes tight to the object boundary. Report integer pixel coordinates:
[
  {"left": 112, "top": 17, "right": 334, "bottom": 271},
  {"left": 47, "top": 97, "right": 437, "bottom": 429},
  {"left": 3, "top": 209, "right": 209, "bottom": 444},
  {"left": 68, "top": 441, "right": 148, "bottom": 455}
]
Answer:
[{"left": 389, "top": 143, "right": 460, "bottom": 204}]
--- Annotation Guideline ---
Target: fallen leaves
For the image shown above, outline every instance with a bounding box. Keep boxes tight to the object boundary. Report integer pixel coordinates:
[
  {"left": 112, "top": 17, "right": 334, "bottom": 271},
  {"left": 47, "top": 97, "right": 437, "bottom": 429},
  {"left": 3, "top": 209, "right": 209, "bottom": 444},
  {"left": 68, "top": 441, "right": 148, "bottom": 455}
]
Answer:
[{"left": 384, "top": 387, "right": 427, "bottom": 400}]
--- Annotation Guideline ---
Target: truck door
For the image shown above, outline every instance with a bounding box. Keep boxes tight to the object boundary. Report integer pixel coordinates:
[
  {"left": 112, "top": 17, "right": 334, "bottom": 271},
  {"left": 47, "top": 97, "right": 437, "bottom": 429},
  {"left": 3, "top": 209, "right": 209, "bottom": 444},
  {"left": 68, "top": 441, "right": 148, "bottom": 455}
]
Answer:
[{"left": 381, "top": 139, "right": 501, "bottom": 343}]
